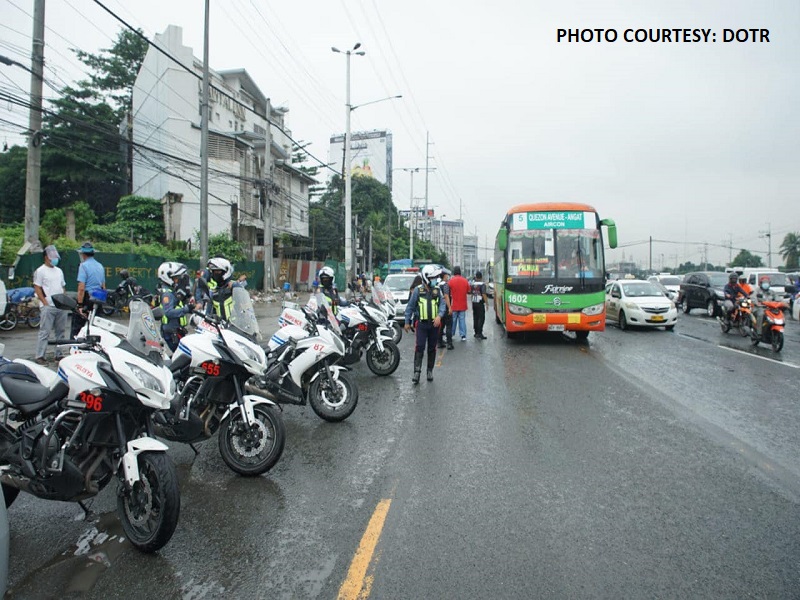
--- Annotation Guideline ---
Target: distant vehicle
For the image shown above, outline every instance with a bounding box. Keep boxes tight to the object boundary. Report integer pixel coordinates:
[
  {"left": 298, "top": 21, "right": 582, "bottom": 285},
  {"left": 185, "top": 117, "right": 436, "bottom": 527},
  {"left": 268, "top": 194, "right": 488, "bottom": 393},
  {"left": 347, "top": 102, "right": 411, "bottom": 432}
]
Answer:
[
  {"left": 678, "top": 271, "right": 729, "bottom": 317},
  {"left": 383, "top": 273, "right": 419, "bottom": 322},
  {"left": 605, "top": 279, "right": 678, "bottom": 331},
  {"left": 648, "top": 275, "right": 681, "bottom": 302},
  {"left": 742, "top": 270, "right": 791, "bottom": 298},
  {"left": 487, "top": 282, "right": 495, "bottom": 298}
]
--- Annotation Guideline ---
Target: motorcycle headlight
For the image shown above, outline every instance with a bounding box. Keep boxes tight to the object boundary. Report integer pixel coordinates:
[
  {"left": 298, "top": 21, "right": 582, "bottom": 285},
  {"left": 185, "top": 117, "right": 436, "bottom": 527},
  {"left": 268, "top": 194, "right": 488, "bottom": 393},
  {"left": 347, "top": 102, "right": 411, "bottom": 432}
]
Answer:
[
  {"left": 581, "top": 303, "right": 604, "bottom": 316},
  {"left": 126, "top": 362, "right": 164, "bottom": 394},
  {"left": 237, "top": 341, "right": 263, "bottom": 365},
  {"left": 508, "top": 304, "right": 533, "bottom": 315}
]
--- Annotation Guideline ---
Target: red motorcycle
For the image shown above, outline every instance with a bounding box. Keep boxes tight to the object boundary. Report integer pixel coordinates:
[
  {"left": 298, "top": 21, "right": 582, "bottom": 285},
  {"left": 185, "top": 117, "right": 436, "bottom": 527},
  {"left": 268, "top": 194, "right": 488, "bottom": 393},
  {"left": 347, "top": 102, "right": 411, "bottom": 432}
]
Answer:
[{"left": 749, "top": 300, "right": 785, "bottom": 352}]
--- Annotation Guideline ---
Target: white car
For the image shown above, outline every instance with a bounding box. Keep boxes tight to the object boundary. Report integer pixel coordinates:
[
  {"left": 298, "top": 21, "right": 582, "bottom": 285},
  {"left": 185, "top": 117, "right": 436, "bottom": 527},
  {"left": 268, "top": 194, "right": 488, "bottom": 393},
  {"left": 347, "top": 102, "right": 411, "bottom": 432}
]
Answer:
[
  {"left": 648, "top": 275, "right": 681, "bottom": 303},
  {"left": 384, "top": 273, "right": 419, "bottom": 322},
  {"left": 606, "top": 279, "right": 678, "bottom": 331}
]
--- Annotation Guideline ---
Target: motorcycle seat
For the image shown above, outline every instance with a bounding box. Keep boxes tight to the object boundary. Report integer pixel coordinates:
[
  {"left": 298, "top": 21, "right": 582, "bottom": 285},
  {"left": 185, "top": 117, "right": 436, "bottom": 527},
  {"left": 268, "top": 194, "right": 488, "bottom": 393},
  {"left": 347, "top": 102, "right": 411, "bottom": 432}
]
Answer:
[{"left": 0, "top": 363, "right": 68, "bottom": 415}]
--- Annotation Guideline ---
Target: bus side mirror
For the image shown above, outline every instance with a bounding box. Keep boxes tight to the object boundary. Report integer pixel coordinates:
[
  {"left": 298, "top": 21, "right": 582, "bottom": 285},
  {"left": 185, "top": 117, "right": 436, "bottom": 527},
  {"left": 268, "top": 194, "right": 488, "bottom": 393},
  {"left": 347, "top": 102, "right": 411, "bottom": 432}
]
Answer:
[
  {"left": 497, "top": 229, "right": 507, "bottom": 252},
  {"left": 601, "top": 219, "right": 617, "bottom": 249}
]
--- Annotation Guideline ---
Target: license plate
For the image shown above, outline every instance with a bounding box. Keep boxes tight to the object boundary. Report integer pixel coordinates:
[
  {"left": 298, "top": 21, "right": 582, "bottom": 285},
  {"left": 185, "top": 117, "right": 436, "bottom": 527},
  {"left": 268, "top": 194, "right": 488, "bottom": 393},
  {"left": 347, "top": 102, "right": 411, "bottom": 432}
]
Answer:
[
  {"left": 547, "top": 324, "right": 565, "bottom": 331},
  {"left": 651, "top": 315, "right": 665, "bottom": 322}
]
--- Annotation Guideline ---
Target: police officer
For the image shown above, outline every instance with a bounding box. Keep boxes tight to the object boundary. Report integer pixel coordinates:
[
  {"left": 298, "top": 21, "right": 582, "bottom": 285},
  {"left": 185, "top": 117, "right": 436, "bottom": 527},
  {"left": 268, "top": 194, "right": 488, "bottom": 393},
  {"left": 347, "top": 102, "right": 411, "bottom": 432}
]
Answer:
[
  {"left": 404, "top": 264, "right": 447, "bottom": 384},
  {"left": 203, "top": 257, "right": 246, "bottom": 321},
  {"left": 317, "top": 266, "right": 349, "bottom": 314},
  {"left": 157, "top": 262, "right": 194, "bottom": 351}
]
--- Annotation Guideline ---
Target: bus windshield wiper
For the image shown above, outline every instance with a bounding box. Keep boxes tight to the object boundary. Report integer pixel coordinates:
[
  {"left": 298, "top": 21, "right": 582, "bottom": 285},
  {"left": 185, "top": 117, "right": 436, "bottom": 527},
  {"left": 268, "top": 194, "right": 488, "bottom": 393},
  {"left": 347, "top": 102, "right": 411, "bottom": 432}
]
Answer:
[{"left": 576, "top": 244, "right": 585, "bottom": 288}]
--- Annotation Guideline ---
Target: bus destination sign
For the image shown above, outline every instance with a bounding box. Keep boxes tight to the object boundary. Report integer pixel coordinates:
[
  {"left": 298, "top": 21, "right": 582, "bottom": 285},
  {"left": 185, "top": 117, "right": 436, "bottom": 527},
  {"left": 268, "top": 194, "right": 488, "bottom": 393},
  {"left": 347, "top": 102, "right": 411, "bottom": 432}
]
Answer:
[{"left": 512, "top": 211, "right": 594, "bottom": 231}]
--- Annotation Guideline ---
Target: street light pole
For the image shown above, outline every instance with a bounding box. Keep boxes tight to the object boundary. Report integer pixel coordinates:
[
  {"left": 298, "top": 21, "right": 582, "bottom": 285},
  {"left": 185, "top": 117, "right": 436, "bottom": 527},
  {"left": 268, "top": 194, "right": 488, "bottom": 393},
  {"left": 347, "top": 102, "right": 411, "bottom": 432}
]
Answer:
[{"left": 332, "top": 43, "right": 365, "bottom": 286}]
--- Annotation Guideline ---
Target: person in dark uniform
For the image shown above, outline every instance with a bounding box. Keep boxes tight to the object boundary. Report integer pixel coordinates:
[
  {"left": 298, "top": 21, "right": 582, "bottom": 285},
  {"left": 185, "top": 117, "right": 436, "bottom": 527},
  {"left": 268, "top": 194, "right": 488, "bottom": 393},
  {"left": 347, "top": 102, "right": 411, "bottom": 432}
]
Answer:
[
  {"left": 157, "top": 262, "right": 194, "bottom": 352},
  {"left": 318, "top": 266, "right": 349, "bottom": 314},
  {"left": 470, "top": 271, "right": 489, "bottom": 339},
  {"left": 404, "top": 264, "right": 447, "bottom": 384},
  {"left": 437, "top": 270, "right": 454, "bottom": 349}
]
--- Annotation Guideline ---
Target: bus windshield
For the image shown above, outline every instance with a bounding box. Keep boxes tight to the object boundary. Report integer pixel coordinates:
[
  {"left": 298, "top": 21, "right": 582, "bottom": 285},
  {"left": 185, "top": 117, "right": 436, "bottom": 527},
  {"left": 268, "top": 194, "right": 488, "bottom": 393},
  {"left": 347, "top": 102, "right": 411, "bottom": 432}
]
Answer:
[{"left": 507, "top": 228, "right": 602, "bottom": 280}]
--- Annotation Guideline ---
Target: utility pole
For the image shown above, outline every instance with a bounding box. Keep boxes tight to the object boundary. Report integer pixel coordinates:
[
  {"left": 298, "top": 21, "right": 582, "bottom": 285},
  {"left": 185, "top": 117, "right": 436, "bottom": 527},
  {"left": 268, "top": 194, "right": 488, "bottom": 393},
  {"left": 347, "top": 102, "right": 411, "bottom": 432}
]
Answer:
[
  {"left": 424, "top": 131, "right": 430, "bottom": 240},
  {"left": 199, "top": 0, "right": 210, "bottom": 264},
  {"left": 262, "top": 100, "right": 274, "bottom": 292},
  {"left": 24, "top": 0, "right": 45, "bottom": 247},
  {"left": 759, "top": 223, "right": 772, "bottom": 268},
  {"left": 354, "top": 213, "right": 359, "bottom": 275},
  {"left": 368, "top": 225, "right": 373, "bottom": 274},
  {"left": 649, "top": 236, "right": 652, "bottom": 273}
]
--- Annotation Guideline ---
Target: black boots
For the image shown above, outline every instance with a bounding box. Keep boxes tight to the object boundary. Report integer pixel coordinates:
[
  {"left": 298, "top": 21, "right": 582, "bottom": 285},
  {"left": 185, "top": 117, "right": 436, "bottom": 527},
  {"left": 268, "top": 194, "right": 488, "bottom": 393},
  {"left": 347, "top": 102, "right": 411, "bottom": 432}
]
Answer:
[
  {"left": 412, "top": 351, "right": 423, "bottom": 384},
  {"left": 426, "top": 351, "right": 436, "bottom": 381}
]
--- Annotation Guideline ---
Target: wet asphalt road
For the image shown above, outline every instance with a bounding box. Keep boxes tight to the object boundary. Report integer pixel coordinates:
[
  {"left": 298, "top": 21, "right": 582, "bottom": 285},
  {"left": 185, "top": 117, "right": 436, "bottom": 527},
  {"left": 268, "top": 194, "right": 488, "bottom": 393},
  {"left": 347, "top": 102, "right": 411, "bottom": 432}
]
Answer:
[{"left": 2, "top": 303, "right": 800, "bottom": 598}]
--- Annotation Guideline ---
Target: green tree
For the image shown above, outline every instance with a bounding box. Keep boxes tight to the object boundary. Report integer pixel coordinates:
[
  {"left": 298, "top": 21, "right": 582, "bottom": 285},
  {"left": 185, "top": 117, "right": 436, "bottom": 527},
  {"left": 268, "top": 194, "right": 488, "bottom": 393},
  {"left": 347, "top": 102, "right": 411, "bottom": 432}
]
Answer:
[
  {"left": 208, "top": 231, "right": 247, "bottom": 264},
  {"left": 115, "top": 195, "right": 163, "bottom": 243},
  {"left": 40, "top": 201, "right": 97, "bottom": 242},
  {"left": 731, "top": 249, "right": 763, "bottom": 268},
  {"left": 779, "top": 232, "right": 800, "bottom": 269},
  {"left": 0, "top": 146, "right": 28, "bottom": 223}
]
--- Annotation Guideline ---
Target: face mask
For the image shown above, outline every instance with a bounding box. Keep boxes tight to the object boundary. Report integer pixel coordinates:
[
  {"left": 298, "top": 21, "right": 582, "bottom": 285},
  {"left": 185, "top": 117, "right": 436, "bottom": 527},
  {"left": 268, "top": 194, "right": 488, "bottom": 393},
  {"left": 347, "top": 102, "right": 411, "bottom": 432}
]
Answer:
[
  {"left": 51, "top": 258, "right": 60, "bottom": 267},
  {"left": 429, "top": 278, "right": 439, "bottom": 287},
  {"left": 761, "top": 282, "right": 770, "bottom": 291}
]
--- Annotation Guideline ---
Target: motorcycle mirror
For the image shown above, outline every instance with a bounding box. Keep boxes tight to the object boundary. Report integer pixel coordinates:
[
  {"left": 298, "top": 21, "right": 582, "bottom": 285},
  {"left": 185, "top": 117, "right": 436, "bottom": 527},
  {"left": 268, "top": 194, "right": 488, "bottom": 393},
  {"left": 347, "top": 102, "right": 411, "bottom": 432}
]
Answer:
[{"left": 50, "top": 293, "right": 77, "bottom": 311}]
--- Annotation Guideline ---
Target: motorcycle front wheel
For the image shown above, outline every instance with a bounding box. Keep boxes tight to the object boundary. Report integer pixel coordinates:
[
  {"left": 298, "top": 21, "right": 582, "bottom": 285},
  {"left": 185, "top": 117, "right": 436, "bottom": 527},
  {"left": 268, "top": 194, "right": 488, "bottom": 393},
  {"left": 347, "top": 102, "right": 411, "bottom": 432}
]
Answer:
[
  {"left": 771, "top": 331, "right": 784, "bottom": 353},
  {"left": 308, "top": 370, "right": 358, "bottom": 422},
  {"left": 366, "top": 340, "right": 401, "bottom": 376},
  {"left": 117, "top": 451, "right": 180, "bottom": 553},
  {"left": 719, "top": 315, "right": 731, "bottom": 333},
  {"left": 219, "top": 404, "right": 286, "bottom": 476}
]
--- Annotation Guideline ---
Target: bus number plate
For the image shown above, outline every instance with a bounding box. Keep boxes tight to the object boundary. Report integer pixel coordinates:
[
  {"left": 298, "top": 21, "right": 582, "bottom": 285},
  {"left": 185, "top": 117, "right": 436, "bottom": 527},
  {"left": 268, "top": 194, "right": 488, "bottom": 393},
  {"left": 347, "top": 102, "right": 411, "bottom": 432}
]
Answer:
[{"left": 547, "top": 324, "right": 565, "bottom": 332}]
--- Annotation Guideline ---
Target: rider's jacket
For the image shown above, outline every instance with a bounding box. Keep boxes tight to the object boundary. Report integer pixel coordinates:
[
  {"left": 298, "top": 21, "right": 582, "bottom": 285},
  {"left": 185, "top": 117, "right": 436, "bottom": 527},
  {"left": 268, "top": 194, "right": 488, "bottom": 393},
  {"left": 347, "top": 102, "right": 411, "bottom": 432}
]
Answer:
[
  {"left": 160, "top": 286, "right": 189, "bottom": 331},
  {"left": 405, "top": 284, "right": 446, "bottom": 324}
]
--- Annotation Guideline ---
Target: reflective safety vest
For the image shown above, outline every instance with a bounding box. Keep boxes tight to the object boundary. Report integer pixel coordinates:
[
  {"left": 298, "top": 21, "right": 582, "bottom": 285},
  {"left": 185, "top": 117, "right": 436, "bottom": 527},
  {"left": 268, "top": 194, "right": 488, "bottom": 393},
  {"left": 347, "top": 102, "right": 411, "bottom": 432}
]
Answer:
[
  {"left": 212, "top": 289, "right": 234, "bottom": 321},
  {"left": 161, "top": 288, "right": 188, "bottom": 327},
  {"left": 416, "top": 284, "right": 440, "bottom": 321}
]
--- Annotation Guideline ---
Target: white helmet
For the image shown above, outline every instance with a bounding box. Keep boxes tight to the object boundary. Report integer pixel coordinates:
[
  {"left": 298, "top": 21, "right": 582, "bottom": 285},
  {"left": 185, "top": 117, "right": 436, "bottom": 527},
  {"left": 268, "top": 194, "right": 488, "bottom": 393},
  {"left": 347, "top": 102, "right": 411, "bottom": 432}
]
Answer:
[
  {"left": 318, "top": 266, "right": 335, "bottom": 287},
  {"left": 158, "top": 261, "right": 188, "bottom": 286},
  {"left": 207, "top": 257, "right": 233, "bottom": 285},
  {"left": 421, "top": 264, "right": 443, "bottom": 286}
]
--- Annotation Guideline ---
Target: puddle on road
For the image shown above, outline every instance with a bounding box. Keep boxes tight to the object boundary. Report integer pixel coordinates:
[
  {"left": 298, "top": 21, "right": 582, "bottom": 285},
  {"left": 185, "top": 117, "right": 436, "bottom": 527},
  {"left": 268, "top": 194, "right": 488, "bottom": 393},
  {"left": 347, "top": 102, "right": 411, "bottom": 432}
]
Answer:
[{"left": 6, "top": 512, "right": 130, "bottom": 598}]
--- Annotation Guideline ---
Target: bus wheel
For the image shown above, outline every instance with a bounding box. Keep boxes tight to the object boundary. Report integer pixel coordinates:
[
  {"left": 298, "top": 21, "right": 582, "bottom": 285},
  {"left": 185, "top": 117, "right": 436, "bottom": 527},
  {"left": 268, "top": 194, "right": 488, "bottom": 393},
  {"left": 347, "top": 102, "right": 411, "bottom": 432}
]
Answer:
[
  {"left": 507, "top": 331, "right": 519, "bottom": 340},
  {"left": 575, "top": 330, "right": 589, "bottom": 340}
]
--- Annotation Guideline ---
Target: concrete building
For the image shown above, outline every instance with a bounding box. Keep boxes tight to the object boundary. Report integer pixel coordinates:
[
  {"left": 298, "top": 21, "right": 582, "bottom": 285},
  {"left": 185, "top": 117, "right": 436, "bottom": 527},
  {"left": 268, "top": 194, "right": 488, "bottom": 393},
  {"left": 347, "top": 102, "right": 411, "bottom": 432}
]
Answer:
[
  {"left": 131, "top": 25, "right": 315, "bottom": 257},
  {"left": 462, "top": 235, "right": 478, "bottom": 277}
]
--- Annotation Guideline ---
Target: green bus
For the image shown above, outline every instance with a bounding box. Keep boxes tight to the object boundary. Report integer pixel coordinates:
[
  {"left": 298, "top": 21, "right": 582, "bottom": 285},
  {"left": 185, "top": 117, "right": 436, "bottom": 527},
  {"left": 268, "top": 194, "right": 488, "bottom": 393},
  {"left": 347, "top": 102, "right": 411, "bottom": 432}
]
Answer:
[{"left": 493, "top": 202, "right": 617, "bottom": 339}]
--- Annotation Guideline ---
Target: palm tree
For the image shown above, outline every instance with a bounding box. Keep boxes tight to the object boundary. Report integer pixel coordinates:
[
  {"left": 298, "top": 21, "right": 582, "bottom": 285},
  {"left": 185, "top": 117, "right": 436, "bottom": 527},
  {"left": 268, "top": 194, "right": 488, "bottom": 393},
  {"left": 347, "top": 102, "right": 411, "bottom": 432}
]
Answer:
[{"left": 780, "top": 232, "right": 800, "bottom": 269}]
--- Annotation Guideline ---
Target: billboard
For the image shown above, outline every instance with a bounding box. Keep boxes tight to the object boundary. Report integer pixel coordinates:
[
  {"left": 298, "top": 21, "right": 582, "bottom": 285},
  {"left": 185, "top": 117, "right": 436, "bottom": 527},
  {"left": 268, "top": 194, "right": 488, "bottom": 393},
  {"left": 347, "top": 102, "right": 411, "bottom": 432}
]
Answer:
[{"left": 329, "top": 130, "right": 393, "bottom": 190}]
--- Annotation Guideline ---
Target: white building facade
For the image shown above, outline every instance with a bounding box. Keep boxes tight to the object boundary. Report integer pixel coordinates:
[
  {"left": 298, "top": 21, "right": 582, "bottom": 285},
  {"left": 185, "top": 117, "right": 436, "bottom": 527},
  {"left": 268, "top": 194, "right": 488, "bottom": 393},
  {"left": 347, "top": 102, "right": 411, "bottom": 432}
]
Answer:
[{"left": 132, "top": 25, "right": 314, "bottom": 257}]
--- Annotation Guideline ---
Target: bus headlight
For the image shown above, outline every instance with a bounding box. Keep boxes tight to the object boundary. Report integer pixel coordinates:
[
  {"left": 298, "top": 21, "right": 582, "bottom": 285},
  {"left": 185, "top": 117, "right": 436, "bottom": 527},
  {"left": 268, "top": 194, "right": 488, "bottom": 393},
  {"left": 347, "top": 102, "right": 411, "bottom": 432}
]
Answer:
[
  {"left": 581, "top": 303, "right": 604, "bottom": 316},
  {"left": 508, "top": 304, "right": 533, "bottom": 316}
]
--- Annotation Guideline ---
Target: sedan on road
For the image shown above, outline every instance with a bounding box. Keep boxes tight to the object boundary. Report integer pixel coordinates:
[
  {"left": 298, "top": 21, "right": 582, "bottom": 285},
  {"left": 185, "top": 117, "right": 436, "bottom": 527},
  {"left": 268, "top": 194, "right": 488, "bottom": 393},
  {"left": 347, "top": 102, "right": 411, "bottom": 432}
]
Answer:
[
  {"left": 384, "top": 273, "right": 419, "bottom": 322},
  {"left": 606, "top": 279, "right": 678, "bottom": 331}
]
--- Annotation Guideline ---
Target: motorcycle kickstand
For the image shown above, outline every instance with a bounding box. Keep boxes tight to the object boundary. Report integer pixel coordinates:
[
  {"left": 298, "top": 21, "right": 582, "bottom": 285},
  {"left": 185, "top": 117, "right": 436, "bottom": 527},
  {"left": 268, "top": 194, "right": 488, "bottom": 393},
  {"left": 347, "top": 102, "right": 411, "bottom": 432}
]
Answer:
[
  {"left": 189, "top": 443, "right": 200, "bottom": 456},
  {"left": 78, "top": 500, "right": 95, "bottom": 521}
]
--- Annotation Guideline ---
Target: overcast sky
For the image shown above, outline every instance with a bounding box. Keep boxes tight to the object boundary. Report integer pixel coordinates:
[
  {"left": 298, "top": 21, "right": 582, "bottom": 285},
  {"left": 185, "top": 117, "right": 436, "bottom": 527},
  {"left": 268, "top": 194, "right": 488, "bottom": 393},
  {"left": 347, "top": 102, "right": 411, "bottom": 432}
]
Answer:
[{"left": 2, "top": 0, "right": 798, "bottom": 268}]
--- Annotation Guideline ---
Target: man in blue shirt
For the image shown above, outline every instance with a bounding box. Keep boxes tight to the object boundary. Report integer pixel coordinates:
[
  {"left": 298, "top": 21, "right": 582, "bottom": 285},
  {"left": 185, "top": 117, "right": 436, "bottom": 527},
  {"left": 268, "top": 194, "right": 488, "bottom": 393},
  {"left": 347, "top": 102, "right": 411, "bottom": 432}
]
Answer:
[{"left": 71, "top": 242, "right": 106, "bottom": 337}]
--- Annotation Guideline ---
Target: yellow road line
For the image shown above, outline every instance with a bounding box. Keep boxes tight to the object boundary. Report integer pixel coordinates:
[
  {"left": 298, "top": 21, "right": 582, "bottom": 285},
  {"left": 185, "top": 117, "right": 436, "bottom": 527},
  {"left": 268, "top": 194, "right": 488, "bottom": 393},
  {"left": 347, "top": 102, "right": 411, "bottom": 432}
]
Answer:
[{"left": 337, "top": 498, "right": 392, "bottom": 600}]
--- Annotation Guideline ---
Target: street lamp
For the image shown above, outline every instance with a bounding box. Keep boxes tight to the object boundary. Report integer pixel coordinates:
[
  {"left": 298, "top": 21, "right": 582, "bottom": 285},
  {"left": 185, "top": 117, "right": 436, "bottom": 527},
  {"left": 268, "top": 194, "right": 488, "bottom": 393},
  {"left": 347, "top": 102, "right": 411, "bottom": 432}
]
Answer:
[{"left": 332, "top": 43, "right": 365, "bottom": 284}]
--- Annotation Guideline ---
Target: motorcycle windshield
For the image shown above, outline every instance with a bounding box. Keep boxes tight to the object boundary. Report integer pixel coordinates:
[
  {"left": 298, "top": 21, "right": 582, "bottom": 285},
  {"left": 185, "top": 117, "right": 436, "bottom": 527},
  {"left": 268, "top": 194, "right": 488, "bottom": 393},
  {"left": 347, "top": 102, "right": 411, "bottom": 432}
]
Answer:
[
  {"left": 229, "top": 287, "right": 261, "bottom": 339},
  {"left": 371, "top": 282, "right": 388, "bottom": 307},
  {"left": 311, "top": 292, "right": 340, "bottom": 329},
  {"left": 127, "top": 299, "right": 166, "bottom": 355}
]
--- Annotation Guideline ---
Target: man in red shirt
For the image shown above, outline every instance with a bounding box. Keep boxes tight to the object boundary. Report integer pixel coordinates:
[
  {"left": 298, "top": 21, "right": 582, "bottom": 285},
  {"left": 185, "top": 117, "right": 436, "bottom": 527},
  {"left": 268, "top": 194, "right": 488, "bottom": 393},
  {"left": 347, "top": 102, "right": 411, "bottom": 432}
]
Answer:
[{"left": 448, "top": 265, "right": 471, "bottom": 341}]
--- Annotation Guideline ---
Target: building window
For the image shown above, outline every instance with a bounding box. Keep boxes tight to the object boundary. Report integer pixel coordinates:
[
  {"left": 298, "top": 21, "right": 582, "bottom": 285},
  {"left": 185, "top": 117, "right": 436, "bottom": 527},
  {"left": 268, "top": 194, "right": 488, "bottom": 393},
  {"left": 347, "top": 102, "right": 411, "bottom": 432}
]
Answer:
[{"left": 300, "top": 210, "right": 305, "bottom": 222}]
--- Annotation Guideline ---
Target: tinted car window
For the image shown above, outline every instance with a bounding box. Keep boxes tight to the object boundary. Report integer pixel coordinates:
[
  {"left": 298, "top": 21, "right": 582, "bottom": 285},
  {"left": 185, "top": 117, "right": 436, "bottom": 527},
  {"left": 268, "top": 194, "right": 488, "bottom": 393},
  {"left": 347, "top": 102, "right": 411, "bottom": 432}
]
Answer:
[{"left": 708, "top": 273, "right": 728, "bottom": 286}]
